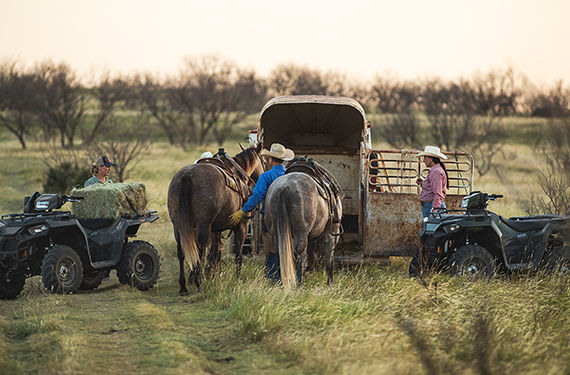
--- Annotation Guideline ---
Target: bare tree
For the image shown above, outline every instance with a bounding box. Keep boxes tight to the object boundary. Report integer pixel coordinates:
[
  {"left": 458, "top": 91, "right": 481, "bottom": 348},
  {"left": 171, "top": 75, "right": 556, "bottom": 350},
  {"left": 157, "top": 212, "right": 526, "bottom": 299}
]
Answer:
[
  {"left": 528, "top": 81, "right": 570, "bottom": 118},
  {"left": 83, "top": 73, "right": 130, "bottom": 145},
  {"left": 371, "top": 75, "right": 420, "bottom": 114},
  {"left": 32, "top": 61, "right": 85, "bottom": 148},
  {"left": 525, "top": 117, "right": 570, "bottom": 215},
  {"left": 175, "top": 55, "right": 264, "bottom": 146},
  {"left": 0, "top": 61, "right": 39, "bottom": 149},
  {"left": 422, "top": 78, "right": 478, "bottom": 150},
  {"left": 267, "top": 63, "right": 327, "bottom": 96}
]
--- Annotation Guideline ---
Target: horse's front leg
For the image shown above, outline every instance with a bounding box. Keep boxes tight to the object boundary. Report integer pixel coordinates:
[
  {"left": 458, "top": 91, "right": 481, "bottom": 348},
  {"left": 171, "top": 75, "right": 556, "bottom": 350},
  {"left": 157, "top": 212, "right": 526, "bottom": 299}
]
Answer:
[
  {"left": 175, "top": 231, "right": 188, "bottom": 295},
  {"left": 231, "top": 222, "right": 248, "bottom": 277}
]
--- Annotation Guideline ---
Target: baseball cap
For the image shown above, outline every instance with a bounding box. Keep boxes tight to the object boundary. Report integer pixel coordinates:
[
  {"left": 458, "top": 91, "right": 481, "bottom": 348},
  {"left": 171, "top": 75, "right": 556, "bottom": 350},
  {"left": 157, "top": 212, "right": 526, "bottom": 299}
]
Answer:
[{"left": 94, "top": 155, "right": 116, "bottom": 167}]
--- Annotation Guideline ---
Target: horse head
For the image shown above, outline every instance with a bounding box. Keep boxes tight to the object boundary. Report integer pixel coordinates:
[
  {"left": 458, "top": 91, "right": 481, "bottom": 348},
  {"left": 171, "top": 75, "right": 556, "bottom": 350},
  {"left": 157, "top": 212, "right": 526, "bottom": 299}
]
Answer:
[{"left": 234, "top": 143, "right": 264, "bottom": 183}]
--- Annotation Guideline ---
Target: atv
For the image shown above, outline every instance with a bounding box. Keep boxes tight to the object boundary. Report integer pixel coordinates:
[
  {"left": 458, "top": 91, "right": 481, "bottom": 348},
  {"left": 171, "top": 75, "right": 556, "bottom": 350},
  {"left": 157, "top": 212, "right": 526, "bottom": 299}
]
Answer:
[
  {"left": 410, "top": 191, "right": 570, "bottom": 278},
  {"left": 0, "top": 192, "right": 160, "bottom": 299}
]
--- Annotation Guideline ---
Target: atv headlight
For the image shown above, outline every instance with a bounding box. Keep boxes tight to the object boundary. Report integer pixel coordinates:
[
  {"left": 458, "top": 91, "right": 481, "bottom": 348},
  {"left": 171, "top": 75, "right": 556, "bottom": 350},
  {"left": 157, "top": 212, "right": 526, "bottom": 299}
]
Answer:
[
  {"left": 443, "top": 223, "right": 460, "bottom": 233},
  {"left": 28, "top": 224, "right": 48, "bottom": 235}
]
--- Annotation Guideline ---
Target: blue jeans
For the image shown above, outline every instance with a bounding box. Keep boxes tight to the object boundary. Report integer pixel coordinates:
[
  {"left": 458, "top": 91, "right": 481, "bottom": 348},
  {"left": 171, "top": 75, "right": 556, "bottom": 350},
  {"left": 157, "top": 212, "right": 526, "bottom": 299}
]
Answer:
[{"left": 422, "top": 201, "right": 446, "bottom": 218}]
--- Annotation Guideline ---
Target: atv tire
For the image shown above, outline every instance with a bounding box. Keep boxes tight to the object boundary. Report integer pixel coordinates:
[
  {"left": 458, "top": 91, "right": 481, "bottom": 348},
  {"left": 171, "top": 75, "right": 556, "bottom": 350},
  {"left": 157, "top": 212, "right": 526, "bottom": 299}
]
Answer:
[
  {"left": 117, "top": 241, "right": 159, "bottom": 291},
  {"left": 0, "top": 270, "right": 25, "bottom": 300},
  {"left": 449, "top": 245, "right": 496, "bottom": 280},
  {"left": 544, "top": 242, "right": 569, "bottom": 275},
  {"left": 41, "top": 245, "right": 84, "bottom": 294},
  {"left": 79, "top": 271, "right": 107, "bottom": 290}
]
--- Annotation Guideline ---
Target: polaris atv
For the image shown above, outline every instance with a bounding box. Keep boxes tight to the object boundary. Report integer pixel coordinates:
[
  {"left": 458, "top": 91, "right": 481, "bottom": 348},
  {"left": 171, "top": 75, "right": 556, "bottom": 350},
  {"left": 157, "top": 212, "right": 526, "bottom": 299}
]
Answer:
[
  {"left": 410, "top": 191, "right": 570, "bottom": 278},
  {"left": 0, "top": 192, "right": 159, "bottom": 299}
]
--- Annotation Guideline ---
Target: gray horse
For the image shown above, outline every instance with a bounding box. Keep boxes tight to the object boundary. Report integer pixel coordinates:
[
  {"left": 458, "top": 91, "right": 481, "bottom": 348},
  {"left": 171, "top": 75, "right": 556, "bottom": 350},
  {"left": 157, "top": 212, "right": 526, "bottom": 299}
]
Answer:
[
  {"left": 264, "top": 169, "right": 343, "bottom": 289},
  {"left": 167, "top": 144, "right": 264, "bottom": 294}
]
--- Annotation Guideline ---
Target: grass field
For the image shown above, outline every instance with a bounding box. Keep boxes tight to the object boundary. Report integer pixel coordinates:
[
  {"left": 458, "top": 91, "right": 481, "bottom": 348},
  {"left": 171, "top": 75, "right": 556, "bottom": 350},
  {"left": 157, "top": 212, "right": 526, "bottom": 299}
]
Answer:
[{"left": 0, "top": 118, "right": 569, "bottom": 374}]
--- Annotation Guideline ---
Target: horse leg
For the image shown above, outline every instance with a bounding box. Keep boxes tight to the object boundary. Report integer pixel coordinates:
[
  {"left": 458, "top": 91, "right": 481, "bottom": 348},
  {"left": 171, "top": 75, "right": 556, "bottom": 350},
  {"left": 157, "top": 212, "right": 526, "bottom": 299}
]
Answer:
[
  {"left": 190, "top": 224, "right": 210, "bottom": 292},
  {"left": 175, "top": 230, "right": 188, "bottom": 295},
  {"left": 231, "top": 223, "right": 247, "bottom": 277},
  {"left": 293, "top": 236, "right": 309, "bottom": 285},
  {"left": 320, "top": 234, "right": 337, "bottom": 286},
  {"left": 206, "top": 232, "right": 222, "bottom": 279}
]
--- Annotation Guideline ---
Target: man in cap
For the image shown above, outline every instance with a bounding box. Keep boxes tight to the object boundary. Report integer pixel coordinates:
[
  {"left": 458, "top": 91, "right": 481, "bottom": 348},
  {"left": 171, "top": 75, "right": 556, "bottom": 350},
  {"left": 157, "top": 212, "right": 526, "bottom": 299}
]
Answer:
[
  {"left": 84, "top": 155, "right": 116, "bottom": 187},
  {"left": 229, "top": 143, "right": 294, "bottom": 281},
  {"left": 416, "top": 146, "right": 449, "bottom": 218}
]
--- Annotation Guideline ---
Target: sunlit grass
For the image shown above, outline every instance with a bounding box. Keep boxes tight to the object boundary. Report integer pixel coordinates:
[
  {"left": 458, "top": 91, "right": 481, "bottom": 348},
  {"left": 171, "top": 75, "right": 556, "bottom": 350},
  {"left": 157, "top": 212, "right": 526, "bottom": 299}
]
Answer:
[{"left": 0, "top": 118, "right": 568, "bottom": 374}]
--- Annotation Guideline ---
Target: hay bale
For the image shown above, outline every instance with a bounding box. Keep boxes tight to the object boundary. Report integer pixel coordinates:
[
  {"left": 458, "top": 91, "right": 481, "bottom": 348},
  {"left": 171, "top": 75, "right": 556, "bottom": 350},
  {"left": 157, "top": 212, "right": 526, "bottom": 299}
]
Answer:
[{"left": 70, "top": 182, "right": 147, "bottom": 220}]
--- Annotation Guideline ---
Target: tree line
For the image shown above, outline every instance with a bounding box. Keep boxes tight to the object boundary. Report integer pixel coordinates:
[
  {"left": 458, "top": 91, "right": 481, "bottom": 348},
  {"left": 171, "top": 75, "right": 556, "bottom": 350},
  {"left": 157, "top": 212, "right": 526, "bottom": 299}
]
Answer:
[{"left": 1, "top": 56, "right": 569, "bottom": 151}]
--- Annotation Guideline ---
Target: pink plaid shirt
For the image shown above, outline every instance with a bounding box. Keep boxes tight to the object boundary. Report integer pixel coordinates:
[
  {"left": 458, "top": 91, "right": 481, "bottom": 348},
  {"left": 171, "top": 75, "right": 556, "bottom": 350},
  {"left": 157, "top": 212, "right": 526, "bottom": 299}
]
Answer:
[{"left": 419, "top": 164, "right": 447, "bottom": 208}]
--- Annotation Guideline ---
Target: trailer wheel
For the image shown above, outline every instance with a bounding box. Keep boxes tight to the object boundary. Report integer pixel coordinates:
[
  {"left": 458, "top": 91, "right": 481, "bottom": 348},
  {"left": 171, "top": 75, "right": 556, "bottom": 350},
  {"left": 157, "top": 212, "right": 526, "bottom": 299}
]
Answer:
[
  {"left": 41, "top": 245, "right": 84, "bottom": 294},
  {"left": 0, "top": 270, "right": 25, "bottom": 300},
  {"left": 79, "top": 271, "right": 107, "bottom": 290},
  {"left": 118, "top": 241, "right": 159, "bottom": 291},
  {"left": 449, "top": 245, "right": 496, "bottom": 280}
]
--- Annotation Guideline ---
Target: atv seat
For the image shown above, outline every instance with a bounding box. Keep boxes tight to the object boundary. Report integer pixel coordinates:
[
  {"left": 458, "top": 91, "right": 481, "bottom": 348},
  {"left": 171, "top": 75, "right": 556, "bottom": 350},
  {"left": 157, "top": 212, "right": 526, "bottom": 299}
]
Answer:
[
  {"left": 499, "top": 216, "right": 550, "bottom": 232},
  {"left": 78, "top": 218, "right": 116, "bottom": 230}
]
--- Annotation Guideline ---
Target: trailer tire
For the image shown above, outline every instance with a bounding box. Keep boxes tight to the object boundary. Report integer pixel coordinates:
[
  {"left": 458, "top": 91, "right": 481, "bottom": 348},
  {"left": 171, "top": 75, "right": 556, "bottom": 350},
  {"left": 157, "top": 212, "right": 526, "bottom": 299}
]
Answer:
[
  {"left": 118, "top": 241, "right": 159, "bottom": 291},
  {"left": 41, "top": 245, "right": 84, "bottom": 294},
  {"left": 449, "top": 245, "right": 496, "bottom": 280},
  {"left": 0, "top": 271, "right": 25, "bottom": 300}
]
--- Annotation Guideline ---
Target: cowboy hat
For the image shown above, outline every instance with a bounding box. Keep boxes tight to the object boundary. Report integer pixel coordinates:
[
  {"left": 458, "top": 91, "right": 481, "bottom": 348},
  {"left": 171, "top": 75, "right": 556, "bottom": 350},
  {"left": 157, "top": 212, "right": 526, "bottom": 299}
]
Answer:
[
  {"left": 417, "top": 146, "right": 448, "bottom": 160},
  {"left": 260, "top": 143, "right": 295, "bottom": 161},
  {"left": 194, "top": 151, "right": 213, "bottom": 164}
]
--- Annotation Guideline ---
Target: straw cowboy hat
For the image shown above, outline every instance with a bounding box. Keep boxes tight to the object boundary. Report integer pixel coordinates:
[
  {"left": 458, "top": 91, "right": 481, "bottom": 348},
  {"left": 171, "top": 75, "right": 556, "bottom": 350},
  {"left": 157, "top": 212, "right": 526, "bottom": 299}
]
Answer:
[
  {"left": 417, "top": 146, "right": 448, "bottom": 160},
  {"left": 260, "top": 143, "right": 295, "bottom": 161}
]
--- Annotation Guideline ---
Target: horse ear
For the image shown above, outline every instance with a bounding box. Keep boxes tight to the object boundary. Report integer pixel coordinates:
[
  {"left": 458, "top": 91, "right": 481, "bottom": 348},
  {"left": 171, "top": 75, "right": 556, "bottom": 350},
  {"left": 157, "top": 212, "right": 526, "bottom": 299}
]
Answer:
[
  {"left": 256, "top": 142, "right": 263, "bottom": 152},
  {"left": 239, "top": 143, "right": 245, "bottom": 151}
]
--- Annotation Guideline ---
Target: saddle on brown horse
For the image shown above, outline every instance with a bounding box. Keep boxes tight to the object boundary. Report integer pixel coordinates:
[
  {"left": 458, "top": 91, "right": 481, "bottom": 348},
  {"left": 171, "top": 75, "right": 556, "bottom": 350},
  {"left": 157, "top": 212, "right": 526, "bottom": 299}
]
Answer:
[
  {"left": 196, "top": 148, "right": 251, "bottom": 206},
  {"left": 286, "top": 157, "right": 343, "bottom": 226}
]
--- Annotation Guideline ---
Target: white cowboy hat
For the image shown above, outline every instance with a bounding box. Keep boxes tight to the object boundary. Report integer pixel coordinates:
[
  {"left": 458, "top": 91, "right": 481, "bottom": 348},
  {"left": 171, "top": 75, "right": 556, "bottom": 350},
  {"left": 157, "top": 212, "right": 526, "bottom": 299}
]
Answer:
[
  {"left": 260, "top": 143, "right": 295, "bottom": 161},
  {"left": 194, "top": 151, "right": 213, "bottom": 164},
  {"left": 417, "top": 146, "right": 448, "bottom": 160}
]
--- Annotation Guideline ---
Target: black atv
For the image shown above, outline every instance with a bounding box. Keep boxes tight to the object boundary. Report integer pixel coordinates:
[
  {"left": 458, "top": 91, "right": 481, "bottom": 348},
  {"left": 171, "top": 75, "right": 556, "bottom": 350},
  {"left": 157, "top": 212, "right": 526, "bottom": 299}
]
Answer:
[
  {"left": 0, "top": 192, "right": 160, "bottom": 299},
  {"left": 410, "top": 191, "right": 570, "bottom": 278}
]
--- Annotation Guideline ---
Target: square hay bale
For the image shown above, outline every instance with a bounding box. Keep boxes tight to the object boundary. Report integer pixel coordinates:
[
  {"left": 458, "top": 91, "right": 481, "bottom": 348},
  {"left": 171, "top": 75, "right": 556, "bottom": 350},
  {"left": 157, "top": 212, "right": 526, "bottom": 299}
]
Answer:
[{"left": 70, "top": 182, "right": 147, "bottom": 220}]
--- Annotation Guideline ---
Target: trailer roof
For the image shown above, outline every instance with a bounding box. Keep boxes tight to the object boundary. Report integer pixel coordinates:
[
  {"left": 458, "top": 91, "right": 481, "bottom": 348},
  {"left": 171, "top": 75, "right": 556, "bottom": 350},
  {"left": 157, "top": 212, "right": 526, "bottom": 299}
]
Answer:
[{"left": 258, "top": 95, "right": 367, "bottom": 154}]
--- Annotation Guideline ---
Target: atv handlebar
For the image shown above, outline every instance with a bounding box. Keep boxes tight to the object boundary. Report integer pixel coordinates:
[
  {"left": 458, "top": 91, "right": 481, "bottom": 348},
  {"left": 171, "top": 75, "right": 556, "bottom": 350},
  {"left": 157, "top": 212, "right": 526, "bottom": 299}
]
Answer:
[
  {"left": 487, "top": 194, "right": 503, "bottom": 201},
  {"left": 63, "top": 195, "right": 84, "bottom": 203}
]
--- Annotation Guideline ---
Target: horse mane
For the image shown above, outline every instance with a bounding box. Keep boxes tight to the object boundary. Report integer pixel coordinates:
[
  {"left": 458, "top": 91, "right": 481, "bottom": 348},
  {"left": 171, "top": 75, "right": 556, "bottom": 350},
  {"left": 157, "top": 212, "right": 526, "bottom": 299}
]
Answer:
[{"left": 233, "top": 147, "right": 258, "bottom": 170}]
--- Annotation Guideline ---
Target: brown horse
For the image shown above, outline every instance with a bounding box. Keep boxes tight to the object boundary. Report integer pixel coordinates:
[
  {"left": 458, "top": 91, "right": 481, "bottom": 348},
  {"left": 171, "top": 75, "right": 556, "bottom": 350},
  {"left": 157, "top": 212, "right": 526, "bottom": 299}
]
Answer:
[
  {"left": 264, "top": 162, "right": 343, "bottom": 289},
  {"left": 167, "top": 144, "right": 264, "bottom": 294}
]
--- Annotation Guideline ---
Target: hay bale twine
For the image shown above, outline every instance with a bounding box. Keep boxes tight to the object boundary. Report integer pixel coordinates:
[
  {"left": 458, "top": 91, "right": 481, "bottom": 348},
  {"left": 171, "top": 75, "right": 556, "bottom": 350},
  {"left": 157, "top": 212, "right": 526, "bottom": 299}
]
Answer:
[{"left": 70, "top": 182, "right": 147, "bottom": 220}]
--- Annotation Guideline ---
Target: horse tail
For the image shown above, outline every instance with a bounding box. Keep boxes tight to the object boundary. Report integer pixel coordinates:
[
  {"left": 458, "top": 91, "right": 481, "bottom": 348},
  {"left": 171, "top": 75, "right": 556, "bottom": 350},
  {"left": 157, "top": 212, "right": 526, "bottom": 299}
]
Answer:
[
  {"left": 178, "top": 176, "right": 200, "bottom": 271},
  {"left": 276, "top": 189, "right": 296, "bottom": 290}
]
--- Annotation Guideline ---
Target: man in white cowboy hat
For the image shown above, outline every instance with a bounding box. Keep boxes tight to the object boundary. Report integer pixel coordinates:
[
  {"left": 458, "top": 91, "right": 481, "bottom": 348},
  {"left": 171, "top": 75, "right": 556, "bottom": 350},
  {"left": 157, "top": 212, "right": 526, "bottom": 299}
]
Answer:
[
  {"left": 229, "top": 143, "right": 295, "bottom": 281},
  {"left": 416, "top": 146, "right": 449, "bottom": 218}
]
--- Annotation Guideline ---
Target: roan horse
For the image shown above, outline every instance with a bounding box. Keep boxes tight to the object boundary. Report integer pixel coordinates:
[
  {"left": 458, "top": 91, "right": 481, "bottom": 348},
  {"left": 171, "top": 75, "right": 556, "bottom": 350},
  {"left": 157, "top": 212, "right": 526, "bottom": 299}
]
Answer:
[
  {"left": 167, "top": 144, "right": 264, "bottom": 294},
  {"left": 264, "top": 159, "right": 343, "bottom": 289}
]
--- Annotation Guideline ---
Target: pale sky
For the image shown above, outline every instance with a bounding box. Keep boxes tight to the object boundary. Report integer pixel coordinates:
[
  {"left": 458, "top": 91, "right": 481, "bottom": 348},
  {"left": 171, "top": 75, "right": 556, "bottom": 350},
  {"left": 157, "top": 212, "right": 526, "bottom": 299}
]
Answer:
[{"left": 1, "top": 0, "right": 569, "bottom": 85}]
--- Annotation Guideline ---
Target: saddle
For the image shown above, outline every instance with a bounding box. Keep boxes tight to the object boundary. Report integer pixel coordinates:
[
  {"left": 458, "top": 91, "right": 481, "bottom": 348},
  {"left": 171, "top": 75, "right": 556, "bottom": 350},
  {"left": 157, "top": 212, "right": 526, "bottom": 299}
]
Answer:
[
  {"left": 196, "top": 149, "right": 251, "bottom": 205},
  {"left": 286, "top": 157, "right": 344, "bottom": 227}
]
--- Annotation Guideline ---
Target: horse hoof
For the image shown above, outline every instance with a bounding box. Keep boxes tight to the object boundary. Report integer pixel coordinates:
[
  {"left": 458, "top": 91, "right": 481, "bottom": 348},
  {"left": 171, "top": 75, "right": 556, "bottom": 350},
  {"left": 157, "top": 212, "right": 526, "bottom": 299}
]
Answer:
[{"left": 179, "top": 289, "right": 189, "bottom": 296}]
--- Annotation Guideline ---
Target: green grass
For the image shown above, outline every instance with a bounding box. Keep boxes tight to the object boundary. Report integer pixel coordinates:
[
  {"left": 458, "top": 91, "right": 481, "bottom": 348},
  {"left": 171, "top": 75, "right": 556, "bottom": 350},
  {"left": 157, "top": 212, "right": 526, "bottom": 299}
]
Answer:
[{"left": 0, "top": 121, "right": 569, "bottom": 374}]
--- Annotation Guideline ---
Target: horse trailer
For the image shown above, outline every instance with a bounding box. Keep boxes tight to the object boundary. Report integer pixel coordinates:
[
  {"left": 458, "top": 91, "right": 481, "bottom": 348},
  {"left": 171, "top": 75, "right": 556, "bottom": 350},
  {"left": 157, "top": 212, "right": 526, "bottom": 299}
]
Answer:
[{"left": 250, "top": 95, "right": 474, "bottom": 263}]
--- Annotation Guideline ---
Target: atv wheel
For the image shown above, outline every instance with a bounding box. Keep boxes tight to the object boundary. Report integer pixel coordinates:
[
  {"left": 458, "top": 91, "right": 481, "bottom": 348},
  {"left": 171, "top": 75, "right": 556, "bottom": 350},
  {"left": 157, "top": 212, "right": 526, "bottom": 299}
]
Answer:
[
  {"left": 41, "top": 245, "right": 84, "bottom": 294},
  {"left": 544, "top": 245, "right": 569, "bottom": 275},
  {"left": 409, "top": 255, "right": 420, "bottom": 277},
  {"left": 118, "top": 241, "right": 159, "bottom": 291},
  {"left": 79, "top": 271, "right": 107, "bottom": 290},
  {"left": 449, "top": 245, "right": 496, "bottom": 280},
  {"left": 0, "top": 270, "right": 25, "bottom": 300}
]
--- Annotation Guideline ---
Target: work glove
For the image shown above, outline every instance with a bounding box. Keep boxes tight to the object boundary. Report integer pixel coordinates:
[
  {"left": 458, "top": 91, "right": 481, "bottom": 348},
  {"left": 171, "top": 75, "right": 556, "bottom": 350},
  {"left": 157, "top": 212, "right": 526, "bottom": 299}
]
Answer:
[{"left": 229, "top": 209, "right": 245, "bottom": 226}]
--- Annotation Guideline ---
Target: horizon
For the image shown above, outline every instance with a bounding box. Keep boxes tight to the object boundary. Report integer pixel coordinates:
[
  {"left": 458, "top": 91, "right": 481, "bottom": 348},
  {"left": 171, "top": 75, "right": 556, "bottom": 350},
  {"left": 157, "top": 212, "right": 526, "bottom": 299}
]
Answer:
[{"left": 1, "top": 0, "right": 569, "bottom": 87}]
